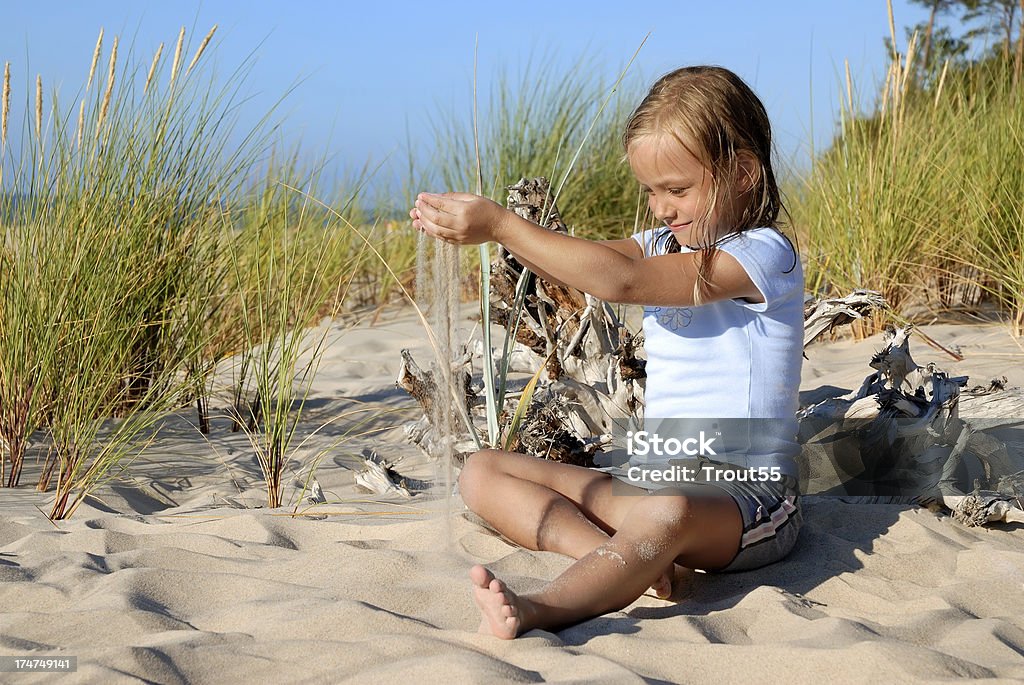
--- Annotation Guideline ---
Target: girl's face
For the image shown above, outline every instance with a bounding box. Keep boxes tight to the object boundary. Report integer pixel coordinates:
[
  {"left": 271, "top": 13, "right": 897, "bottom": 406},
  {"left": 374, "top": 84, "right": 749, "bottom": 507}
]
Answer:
[{"left": 628, "top": 134, "right": 728, "bottom": 246}]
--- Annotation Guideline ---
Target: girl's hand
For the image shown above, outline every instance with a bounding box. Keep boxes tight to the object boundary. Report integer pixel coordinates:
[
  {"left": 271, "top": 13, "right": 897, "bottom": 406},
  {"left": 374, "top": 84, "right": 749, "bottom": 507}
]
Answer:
[{"left": 409, "top": 192, "right": 510, "bottom": 246}]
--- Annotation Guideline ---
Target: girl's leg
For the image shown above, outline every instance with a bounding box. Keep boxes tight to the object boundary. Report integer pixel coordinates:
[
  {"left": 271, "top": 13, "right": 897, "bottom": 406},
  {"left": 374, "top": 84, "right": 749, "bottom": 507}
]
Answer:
[
  {"left": 460, "top": 448, "right": 688, "bottom": 599},
  {"left": 457, "top": 448, "right": 645, "bottom": 559},
  {"left": 471, "top": 484, "right": 743, "bottom": 639}
]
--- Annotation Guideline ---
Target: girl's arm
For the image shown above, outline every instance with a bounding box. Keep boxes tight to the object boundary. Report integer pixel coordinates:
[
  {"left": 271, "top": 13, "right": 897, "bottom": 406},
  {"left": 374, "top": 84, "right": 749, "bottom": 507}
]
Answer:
[
  {"left": 598, "top": 238, "right": 645, "bottom": 259},
  {"left": 500, "top": 238, "right": 643, "bottom": 291},
  {"left": 412, "top": 192, "right": 761, "bottom": 307}
]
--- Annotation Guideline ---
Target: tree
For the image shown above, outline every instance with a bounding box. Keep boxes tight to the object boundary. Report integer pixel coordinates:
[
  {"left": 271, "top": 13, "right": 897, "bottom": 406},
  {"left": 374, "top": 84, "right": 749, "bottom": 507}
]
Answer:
[
  {"left": 1017, "top": 0, "right": 1024, "bottom": 83},
  {"left": 909, "top": 0, "right": 963, "bottom": 68},
  {"left": 899, "top": 0, "right": 1024, "bottom": 82},
  {"left": 960, "top": 0, "right": 1020, "bottom": 59}
]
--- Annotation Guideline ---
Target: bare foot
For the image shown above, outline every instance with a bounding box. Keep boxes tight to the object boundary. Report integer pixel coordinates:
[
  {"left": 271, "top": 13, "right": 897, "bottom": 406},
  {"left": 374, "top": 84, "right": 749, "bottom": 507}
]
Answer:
[
  {"left": 649, "top": 563, "right": 696, "bottom": 600},
  {"left": 470, "top": 564, "right": 528, "bottom": 639},
  {"left": 650, "top": 565, "right": 673, "bottom": 599}
]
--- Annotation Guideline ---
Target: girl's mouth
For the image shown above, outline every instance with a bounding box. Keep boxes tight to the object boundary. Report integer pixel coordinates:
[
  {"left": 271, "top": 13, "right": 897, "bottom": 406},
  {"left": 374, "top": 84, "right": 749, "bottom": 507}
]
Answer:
[{"left": 668, "top": 221, "right": 692, "bottom": 230}]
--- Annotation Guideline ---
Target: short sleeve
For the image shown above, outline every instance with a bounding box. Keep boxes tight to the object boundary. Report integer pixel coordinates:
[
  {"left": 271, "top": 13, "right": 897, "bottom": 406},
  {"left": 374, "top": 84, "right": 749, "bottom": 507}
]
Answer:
[
  {"left": 630, "top": 227, "right": 671, "bottom": 258},
  {"left": 717, "top": 228, "right": 802, "bottom": 312}
]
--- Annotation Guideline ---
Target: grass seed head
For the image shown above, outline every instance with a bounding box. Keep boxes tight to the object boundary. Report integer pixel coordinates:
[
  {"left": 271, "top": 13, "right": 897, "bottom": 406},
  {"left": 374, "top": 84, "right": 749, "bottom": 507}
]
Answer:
[
  {"left": 88, "top": 28, "right": 103, "bottom": 91},
  {"left": 887, "top": 0, "right": 897, "bottom": 60},
  {"left": 145, "top": 42, "right": 164, "bottom": 95},
  {"left": 96, "top": 35, "right": 118, "bottom": 141},
  {"left": 169, "top": 27, "right": 185, "bottom": 90},
  {"left": 35, "top": 75, "right": 42, "bottom": 141},
  {"left": 76, "top": 99, "right": 85, "bottom": 149},
  {"left": 186, "top": 25, "right": 217, "bottom": 77},
  {"left": 2, "top": 61, "right": 9, "bottom": 147},
  {"left": 934, "top": 59, "right": 950, "bottom": 108}
]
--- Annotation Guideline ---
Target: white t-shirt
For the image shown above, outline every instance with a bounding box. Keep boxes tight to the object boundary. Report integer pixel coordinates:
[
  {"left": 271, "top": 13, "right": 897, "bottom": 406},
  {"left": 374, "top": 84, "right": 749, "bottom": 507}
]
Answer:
[{"left": 629, "top": 226, "right": 804, "bottom": 477}]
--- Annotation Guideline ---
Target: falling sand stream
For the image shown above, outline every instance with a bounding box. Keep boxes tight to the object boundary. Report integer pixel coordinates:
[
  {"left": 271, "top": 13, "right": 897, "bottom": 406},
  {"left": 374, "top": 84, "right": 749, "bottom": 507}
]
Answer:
[{"left": 415, "top": 230, "right": 463, "bottom": 547}]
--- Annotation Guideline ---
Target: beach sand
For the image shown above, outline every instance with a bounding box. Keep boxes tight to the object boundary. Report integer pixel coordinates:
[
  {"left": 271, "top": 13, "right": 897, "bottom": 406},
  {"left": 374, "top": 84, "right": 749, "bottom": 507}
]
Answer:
[{"left": 2, "top": 307, "right": 1023, "bottom": 684}]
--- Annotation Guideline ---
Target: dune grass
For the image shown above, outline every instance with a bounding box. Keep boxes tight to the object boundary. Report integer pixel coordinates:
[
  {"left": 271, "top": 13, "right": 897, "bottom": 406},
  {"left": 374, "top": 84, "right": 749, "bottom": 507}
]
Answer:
[
  {"left": 226, "top": 162, "right": 371, "bottom": 508},
  {"left": 0, "top": 28, "right": 230, "bottom": 515},
  {"left": 792, "top": 33, "right": 1024, "bottom": 334},
  {"left": 425, "top": 57, "right": 642, "bottom": 237},
  {"left": 0, "top": 28, "right": 365, "bottom": 516}
]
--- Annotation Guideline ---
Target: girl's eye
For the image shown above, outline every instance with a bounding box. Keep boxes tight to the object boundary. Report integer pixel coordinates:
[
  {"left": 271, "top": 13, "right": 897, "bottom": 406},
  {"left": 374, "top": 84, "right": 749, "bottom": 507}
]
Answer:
[{"left": 668, "top": 188, "right": 687, "bottom": 196}]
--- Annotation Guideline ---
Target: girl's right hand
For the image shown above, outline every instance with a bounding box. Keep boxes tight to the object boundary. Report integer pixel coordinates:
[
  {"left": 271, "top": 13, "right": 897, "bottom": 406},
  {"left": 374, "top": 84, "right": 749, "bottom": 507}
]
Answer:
[{"left": 410, "top": 192, "right": 511, "bottom": 246}]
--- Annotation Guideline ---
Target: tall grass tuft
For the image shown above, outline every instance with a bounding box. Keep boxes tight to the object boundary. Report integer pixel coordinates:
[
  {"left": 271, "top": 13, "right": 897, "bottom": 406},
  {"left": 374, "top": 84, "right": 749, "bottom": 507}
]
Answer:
[
  {"left": 0, "top": 26, "right": 297, "bottom": 516},
  {"left": 227, "top": 157, "right": 368, "bottom": 508},
  {"left": 369, "top": 57, "right": 650, "bottom": 312},
  {"left": 793, "top": 28, "right": 1024, "bottom": 334},
  {"left": 426, "top": 57, "right": 641, "bottom": 238}
]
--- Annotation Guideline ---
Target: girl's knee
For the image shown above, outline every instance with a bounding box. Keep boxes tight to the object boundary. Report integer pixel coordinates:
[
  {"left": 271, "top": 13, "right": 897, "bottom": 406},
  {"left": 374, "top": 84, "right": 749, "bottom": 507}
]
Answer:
[
  {"left": 637, "top": 491, "right": 696, "bottom": 535},
  {"left": 634, "top": 489, "right": 744, "bottom": 568},
  {"left": 457, "top": 449, "right": 503, "bottom": 504}
]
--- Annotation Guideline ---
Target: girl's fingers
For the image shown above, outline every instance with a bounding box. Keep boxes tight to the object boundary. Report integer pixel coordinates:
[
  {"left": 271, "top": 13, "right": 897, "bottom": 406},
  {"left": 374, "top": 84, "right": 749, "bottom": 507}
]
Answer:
[
  {"left": 415, "top": 211, "right": 454, "bottom": 241},
  {"left": 416, "top": 195, "right": 450, "bottom": 217},
  {"left": 414, "top": 191, "right": 478, "bottom": 244},
  {"left": 433, "top": 191, "right": 477, "bottom": 202},
  {"left": 416, "top": 191, "right": 477, "bottom": 214},
  {"left": 419, "top": 191, "right": 474, "bottom": 202},
  {"left": 410, "top": 208, "right": 427, "bottom": 233},
  {"left": 415, "top": 198, "right": 452, "bottom": 226}
]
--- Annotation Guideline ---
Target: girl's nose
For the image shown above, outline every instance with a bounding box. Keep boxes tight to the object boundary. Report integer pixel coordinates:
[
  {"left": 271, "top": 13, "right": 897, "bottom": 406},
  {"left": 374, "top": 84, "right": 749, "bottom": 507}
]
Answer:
[{"left": 651, "top": 197, "right": 673, "bottom": 223}]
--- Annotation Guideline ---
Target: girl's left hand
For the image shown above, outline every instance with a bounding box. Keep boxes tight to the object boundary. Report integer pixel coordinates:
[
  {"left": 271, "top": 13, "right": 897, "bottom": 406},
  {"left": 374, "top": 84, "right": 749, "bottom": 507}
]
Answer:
[{"left": 409, "top": 192, "right": 510, "bottom": 246}]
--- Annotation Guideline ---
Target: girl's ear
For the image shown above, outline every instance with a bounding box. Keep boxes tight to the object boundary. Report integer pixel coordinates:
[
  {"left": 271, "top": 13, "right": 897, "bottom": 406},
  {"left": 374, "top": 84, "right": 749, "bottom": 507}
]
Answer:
[{"left": 736, "top": 150, "right": 760, "bottom": 193}]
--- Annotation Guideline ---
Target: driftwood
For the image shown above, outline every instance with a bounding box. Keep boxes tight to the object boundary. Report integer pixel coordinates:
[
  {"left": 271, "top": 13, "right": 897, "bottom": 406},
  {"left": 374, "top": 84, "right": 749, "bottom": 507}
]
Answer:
[
  {"left": 500, "top": 392, "right": 611, "bottom": 465},
  {"left": 305, "top": 479, "right": 326, "bottom": 504},
  {"left": 803, "top": 289, "right": 888, "bottom": 347},
  {"left": 396, "top": 349, "right": 474, "bottom": 424},
  {"left": 354, "top": 451, "right": 414, "bottom": 498},
  {"left": 484, "top": 178, "right": 645, "bottom": 465},
  {"left": 798, "top": 325, "right": 1024, "bottom": 525},
  {"left": 399, "top": 177, "right": 643, "bottom": 466},
  {"left": 395, "top": 347, "right": 479, "bottom": 461}
]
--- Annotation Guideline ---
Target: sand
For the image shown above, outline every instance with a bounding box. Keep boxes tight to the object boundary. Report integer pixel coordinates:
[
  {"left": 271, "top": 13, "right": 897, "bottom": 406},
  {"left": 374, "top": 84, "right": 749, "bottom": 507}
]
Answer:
[{"left": 2, "top": 306, "right": 1023, "bottom": 684}]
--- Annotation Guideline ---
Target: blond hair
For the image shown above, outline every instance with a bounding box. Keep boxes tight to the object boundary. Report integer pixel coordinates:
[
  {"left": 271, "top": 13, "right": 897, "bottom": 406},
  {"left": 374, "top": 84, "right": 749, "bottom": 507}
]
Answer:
[{"left": 623, "top": 66, "right": 794, "bottom": 303}]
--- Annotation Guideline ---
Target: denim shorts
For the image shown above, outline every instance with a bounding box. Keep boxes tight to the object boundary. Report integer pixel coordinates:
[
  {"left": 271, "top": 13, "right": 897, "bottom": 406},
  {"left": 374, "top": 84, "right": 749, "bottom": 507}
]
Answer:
[
  {"left": 598, "top": 462, "right": 803, "bottom": 573},
  {"left": 709, "top": 470, "right": 802, "bottom": 572}
]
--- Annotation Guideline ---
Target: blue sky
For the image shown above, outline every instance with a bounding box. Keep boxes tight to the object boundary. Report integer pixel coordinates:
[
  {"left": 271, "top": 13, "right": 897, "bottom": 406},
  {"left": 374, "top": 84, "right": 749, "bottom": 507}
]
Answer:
[{"left": 2, "top": 1, "right": 939, "bottom": 195}]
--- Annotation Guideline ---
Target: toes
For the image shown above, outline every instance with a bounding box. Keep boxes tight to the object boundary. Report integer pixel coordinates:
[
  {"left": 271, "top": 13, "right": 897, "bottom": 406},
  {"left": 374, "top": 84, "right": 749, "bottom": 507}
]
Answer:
[
  {"left": 469, "top": 564, "right": 495, "bottom": 588},
  {"left": 650, "top": 572, "right": 673, "bottom": 599}
]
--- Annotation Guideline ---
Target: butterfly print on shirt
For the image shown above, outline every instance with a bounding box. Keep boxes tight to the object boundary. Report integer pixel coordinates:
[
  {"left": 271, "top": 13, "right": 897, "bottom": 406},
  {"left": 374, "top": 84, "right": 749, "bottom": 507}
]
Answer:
[{"left": 646, "top": 306, "right": 693, "bottom": 330}]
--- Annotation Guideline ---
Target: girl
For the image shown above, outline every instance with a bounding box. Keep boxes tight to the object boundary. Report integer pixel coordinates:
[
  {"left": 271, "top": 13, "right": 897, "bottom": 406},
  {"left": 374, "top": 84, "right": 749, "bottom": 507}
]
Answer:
[{"left": 410, "top": 65, "right": 803, "bottom": 639}]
